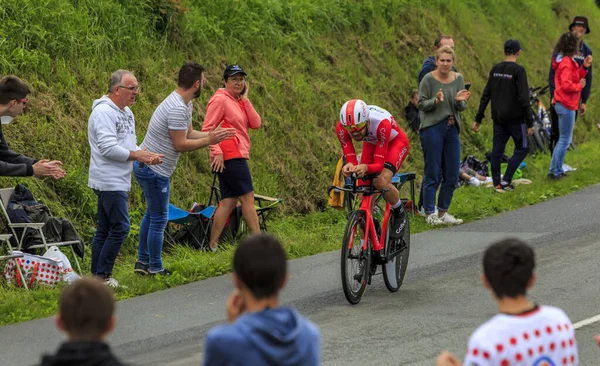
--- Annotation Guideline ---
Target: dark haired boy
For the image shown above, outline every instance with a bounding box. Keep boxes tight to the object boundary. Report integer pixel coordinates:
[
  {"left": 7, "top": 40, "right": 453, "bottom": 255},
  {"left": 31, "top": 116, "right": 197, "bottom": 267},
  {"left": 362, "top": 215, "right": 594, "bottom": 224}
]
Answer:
[
  {"left": 40, "top": 277, "right": 126, "bottom": 366},
  {"left": 472, "top": 40, "right": 534, "bottom": 193},
  {"left": 0, "top": 75, "right": 65, "bottom": 179},
  {"left": 202, "top": 234, "right": 321, "bottom": 366},
  {"left": 132, "top": 62, "right": 234, "bottom": 276},
  {"left": 405, "top": 89, "right": 421, "bottom": 133},
  {"left": 437, "top": 238, "right": 578, "bottom": 366}
]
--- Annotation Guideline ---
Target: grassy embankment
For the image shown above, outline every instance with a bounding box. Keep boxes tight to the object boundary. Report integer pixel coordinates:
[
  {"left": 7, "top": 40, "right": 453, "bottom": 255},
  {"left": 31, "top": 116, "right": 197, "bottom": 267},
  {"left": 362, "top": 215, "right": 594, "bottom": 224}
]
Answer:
[{"left": 1, "top": 0, "right": 599, "bottom": 325}]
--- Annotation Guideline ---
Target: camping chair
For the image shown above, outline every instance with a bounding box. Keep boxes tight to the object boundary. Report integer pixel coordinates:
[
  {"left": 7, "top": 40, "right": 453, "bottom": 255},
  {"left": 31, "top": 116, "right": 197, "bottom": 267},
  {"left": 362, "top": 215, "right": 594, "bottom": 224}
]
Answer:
[
  {"left": 0, "top": 234, "right": 28, "bottom": 290},
  {"left": 164, "top": 203, "right": 215, "bottom": 250},
  {"left": 208, "top": 173, "right": 282, "bottom": 234},
  {"left": 392, "top": 172, "right": 416, "bottom": 217},
  {"left": 0, "top": 188, "right": 82, "bottom": 274}
]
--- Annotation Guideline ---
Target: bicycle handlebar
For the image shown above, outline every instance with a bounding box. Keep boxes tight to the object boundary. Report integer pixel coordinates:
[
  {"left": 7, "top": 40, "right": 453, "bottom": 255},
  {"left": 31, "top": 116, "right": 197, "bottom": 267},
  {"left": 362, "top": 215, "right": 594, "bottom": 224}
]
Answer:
[
  {"left": 328, "top": 173, "right": 389, "bottom": 196},
  {"left": 529, "top": 85, "right": 549, "bottom": 95},
  {"left": 328, "top": 184, "right": 390, "bottom": 195}
]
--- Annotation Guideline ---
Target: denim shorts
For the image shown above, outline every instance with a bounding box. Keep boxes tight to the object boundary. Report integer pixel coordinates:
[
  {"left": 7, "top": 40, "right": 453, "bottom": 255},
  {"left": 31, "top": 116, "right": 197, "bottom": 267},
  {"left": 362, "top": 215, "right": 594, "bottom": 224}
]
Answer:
[{"left": 218, "top": 158, "right": 254, "bottom": 199}]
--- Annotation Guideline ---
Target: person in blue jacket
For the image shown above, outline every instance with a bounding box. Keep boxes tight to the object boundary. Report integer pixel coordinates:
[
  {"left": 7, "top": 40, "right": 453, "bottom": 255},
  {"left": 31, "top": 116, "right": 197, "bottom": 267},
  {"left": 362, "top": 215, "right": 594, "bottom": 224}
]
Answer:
[{"left": 203, "top": 234, "right": 321, "bottom": 366}]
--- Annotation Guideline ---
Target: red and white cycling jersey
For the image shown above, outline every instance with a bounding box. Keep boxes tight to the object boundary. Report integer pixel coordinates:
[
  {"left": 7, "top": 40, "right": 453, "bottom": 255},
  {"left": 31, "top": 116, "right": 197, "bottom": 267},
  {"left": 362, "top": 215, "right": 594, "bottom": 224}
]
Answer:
[
  {"left": 463, "top": 305, "right": 578, "bottom": 366},
  {"left": 336, "top": 105, "right": 409, "bottom": 175}
]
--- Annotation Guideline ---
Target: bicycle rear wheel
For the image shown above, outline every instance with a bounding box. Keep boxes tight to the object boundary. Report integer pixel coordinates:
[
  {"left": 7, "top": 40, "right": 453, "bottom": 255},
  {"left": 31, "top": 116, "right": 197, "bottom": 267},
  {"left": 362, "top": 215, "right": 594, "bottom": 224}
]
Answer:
[
  {"left": 341, "top": 210, "right": 370, "bottom": 305},
  {"left": 540, "top": 128, "right": 551, "bottom": 148},
  {"left": 383, "top": 211, "right": 410, "bottom": 292},
  {"left": 533, "top": 126, "right": 546, "bottom": 153},
  {"left": 527, "top": 135, "right": 538, "bottom": 155}
]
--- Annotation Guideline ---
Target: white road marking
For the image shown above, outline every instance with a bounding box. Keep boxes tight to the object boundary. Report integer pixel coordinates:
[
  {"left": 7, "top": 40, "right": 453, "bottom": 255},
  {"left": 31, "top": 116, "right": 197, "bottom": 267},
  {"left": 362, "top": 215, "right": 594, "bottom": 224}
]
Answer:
[{"left": 573, "top": 314, "right": 600, "bottom": 329}]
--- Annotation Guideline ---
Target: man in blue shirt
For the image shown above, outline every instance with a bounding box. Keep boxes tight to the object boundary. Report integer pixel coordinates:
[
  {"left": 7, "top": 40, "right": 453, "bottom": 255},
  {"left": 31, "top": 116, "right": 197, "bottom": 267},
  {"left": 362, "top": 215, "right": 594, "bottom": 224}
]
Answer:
[{"left": 203, "top": 234, "right": 321, "bottom": 366}]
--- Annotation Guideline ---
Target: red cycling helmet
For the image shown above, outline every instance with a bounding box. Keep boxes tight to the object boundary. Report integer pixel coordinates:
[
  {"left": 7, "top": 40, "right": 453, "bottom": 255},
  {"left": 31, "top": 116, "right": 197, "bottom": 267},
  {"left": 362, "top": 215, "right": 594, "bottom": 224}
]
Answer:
[{"left": 339, "top": 99, "right": 369, "bottom": 132}]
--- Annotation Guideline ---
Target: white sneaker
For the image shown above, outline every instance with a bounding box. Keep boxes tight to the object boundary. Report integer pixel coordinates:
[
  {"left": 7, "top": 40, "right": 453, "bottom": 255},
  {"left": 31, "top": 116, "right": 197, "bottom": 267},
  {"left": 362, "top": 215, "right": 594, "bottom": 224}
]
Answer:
[
  {"left": 104, "top": 277, "right": 119, "bottom": 288},
  {"left": 426, "top": 214, "right": 444, "bottom": 226},
  {"left": 419, "top": 206, "right": 439, "bottom": 217},
  {"left": 439, "top": 213, "right": 463, "bottom": 225}
]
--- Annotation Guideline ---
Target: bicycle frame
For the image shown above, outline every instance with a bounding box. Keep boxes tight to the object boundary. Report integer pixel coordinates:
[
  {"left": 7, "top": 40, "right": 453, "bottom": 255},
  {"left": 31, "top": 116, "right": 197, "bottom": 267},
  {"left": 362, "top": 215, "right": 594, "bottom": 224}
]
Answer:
[{"left": 352, "top": 191, "right": 391, "bottom": 255}]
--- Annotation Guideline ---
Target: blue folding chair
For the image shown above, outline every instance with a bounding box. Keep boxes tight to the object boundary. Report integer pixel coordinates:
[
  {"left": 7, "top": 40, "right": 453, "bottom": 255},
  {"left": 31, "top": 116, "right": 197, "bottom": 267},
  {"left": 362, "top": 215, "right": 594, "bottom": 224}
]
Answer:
[
  {"left": 392, "top": 172, "right": 416, "bottom": 217},
  {"left": 164, "top": 204, "right": 215, "bottom": 250}
]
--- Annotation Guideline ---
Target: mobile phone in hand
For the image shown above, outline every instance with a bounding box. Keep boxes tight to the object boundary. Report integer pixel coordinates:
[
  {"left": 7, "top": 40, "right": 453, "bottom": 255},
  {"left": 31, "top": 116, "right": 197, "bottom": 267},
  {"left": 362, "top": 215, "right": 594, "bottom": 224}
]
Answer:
[{"left": 465, "top": 82, "right": 472, "bottom": 91}]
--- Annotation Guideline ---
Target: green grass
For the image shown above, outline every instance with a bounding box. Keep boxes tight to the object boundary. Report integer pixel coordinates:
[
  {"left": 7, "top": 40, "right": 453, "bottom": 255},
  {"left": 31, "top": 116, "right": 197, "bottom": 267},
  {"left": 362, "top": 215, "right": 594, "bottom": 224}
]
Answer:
[{"left": 2, "top": 0, "right": 600, "bottom": 325}]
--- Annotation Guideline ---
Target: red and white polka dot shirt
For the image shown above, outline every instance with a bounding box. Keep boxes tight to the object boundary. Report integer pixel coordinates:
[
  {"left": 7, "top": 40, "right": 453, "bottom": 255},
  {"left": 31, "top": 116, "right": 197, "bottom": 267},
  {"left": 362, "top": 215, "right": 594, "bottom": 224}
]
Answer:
[{"left": 463, "top": 306, "right": 578, "bottom": 366}]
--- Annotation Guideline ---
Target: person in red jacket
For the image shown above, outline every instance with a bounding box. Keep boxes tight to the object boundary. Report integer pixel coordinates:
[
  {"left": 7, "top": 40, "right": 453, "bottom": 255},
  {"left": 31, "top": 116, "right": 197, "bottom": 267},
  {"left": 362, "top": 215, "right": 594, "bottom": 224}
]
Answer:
[
  {"left": 202, "top": 65, "right": 262, "bottom": 252},
  {"left": 548, "top": 32, "right": 592, "bottom": 179}
]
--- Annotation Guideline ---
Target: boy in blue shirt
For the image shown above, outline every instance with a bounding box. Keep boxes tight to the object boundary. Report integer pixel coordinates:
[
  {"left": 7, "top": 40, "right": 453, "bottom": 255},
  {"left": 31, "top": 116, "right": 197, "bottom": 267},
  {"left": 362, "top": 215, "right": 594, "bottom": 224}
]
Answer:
[{"left": 203, "top": 234, "right": 321, "bottom": 366}]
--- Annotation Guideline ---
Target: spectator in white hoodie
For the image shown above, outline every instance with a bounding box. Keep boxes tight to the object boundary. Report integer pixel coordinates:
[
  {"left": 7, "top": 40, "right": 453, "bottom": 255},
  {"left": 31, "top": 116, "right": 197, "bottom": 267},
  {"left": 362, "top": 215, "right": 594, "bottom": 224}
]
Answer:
[{"left": 87, "top": 70, "right": 163, "bottom": 287}]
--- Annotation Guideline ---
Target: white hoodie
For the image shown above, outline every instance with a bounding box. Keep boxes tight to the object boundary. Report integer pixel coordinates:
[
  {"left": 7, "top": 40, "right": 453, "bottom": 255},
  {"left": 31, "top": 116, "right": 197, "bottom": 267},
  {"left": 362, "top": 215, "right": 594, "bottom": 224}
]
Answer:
[{"left": 87, "top": 96, "right": 137, "bottom": 191}]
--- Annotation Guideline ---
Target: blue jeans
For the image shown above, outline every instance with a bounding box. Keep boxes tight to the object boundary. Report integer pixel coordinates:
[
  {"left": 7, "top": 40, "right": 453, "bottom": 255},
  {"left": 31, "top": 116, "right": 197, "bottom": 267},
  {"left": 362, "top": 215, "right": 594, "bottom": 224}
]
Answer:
[
  {"left": 420, "top": 121, "right": 460, "bottom": 214},
  {"left": 549, "top": 102, "right": 575, "bottom": 176},
  {"left": 91, "top": 190, "right": 130, "bottom": 276},
  {"left": 133, "top": 162, "right": 170, "bottom": 272}
]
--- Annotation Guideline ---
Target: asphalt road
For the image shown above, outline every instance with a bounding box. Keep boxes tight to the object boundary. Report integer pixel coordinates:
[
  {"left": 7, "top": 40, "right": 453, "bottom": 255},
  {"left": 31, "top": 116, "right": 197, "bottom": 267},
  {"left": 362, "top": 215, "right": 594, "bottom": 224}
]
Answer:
[{"left": 2, "top": 184, "right": 599, "bottom": 365}]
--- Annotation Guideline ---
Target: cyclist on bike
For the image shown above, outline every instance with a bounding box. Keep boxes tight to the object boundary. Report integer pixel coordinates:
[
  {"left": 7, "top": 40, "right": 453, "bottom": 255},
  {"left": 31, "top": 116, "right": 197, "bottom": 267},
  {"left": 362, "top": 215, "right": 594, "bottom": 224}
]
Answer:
[{"left": 336, "top": 99, "right": 410, "bottom": 237}]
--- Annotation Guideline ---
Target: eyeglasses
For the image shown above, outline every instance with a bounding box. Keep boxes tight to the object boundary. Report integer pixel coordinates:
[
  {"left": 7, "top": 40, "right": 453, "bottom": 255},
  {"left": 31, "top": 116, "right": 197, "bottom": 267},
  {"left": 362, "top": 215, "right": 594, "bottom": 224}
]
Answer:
[
  {"left": 343, "top": 121, "right": 367, "bottom": 133},
  {"left": 229, "top": 77, "right": 246, "bottom": 84},
  {"left": 118, "top": 85, "right": 140, "bottom": 92}
]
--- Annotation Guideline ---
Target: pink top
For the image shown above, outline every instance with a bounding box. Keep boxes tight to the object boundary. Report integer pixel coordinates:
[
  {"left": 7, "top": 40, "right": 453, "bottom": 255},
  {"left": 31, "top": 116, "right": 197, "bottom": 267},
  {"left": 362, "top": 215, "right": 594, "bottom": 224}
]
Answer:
[{"left": 202, "top": 89, "right": 261, "bottom": 160}]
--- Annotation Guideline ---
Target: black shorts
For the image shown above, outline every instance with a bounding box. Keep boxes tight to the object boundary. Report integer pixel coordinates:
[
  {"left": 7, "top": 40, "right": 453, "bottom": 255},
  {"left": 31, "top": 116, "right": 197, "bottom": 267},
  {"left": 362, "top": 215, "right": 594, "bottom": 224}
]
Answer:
[{"left": 218, "top": 158, "right": 254, "bottom": 199}]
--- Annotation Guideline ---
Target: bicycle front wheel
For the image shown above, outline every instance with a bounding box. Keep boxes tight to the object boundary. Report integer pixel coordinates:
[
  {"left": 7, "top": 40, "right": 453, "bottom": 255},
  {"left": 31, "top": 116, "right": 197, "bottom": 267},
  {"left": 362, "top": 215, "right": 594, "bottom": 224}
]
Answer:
[
  {"left": 383, "top": 213, "right": 410, "bottom": 293},
  {"left": 341, "top": 210, "right": 370, "bottom": 305}
]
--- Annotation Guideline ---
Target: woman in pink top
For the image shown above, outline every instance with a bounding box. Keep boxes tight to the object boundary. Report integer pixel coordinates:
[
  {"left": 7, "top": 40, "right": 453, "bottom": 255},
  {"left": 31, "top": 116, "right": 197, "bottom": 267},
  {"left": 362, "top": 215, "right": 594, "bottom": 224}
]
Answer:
[{"left": 202, "top": 65, "right": 262, "bottom": 251}]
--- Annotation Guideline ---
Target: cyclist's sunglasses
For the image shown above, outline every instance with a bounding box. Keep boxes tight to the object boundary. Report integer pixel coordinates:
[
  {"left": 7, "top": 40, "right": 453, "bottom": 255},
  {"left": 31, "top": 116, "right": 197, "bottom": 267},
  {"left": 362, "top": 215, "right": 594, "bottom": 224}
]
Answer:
[{"left": 343, "top": 121, "right": 367, "bottom": 133}]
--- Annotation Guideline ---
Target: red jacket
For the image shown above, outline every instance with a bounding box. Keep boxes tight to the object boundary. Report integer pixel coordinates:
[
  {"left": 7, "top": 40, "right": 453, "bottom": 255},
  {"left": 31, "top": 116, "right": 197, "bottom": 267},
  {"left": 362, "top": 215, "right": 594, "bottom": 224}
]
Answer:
[{"left": 553, "top": 56, "right": 588, "bottom": 110}]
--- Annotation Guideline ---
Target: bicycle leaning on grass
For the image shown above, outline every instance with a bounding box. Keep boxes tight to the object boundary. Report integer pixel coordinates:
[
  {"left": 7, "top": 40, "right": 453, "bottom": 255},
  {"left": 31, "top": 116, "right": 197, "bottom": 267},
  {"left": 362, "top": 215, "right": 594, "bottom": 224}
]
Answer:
[
  {"left": 328, "top": 173, "right": 410, "bottom": 305},
  {"left": 528, "top": 85, "right": 552, "bottom": 154}
]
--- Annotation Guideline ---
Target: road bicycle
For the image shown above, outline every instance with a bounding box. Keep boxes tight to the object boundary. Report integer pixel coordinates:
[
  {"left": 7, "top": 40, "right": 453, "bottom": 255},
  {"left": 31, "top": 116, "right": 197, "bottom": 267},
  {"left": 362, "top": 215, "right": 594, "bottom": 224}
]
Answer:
[
  {"left": 528, "top": 85, "right": 552, "bottom": 154},
  {"left": 329, "top": 174, "right": 410, "bottom": 305}
]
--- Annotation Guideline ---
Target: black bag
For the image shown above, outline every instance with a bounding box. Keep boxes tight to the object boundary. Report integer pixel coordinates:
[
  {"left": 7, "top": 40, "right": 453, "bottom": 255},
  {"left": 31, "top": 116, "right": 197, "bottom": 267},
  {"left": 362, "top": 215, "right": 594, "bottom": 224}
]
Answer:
[
  {"left": 6, "top": 184, "right": 84, "bottom": 257},
  {"left": 42, "top": 217, "right": 85, "bottom": 258},
  {"left": 461, "top": 155, "right": 489, "bottom": 177}
]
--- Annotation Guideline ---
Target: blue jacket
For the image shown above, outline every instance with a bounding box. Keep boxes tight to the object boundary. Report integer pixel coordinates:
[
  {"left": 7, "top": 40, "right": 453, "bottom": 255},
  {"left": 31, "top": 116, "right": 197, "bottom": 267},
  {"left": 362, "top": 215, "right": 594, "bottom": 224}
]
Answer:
[
  {"left": 203, "top": 307, "right": 321, "bottom": 366},
  {"left": 418, "top": 56, "right": 437, "bottom": 84},
  {"left": 548, "top": 40, "right": 592, "bottom": 103}
]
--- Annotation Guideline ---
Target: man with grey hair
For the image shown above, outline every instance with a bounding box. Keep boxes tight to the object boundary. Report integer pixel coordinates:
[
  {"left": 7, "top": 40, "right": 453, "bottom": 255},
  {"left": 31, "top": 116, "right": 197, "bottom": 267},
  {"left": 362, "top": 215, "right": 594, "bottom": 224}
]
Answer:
[{"left": 88, "top": 69, "right": 163, "bottom": 288}]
